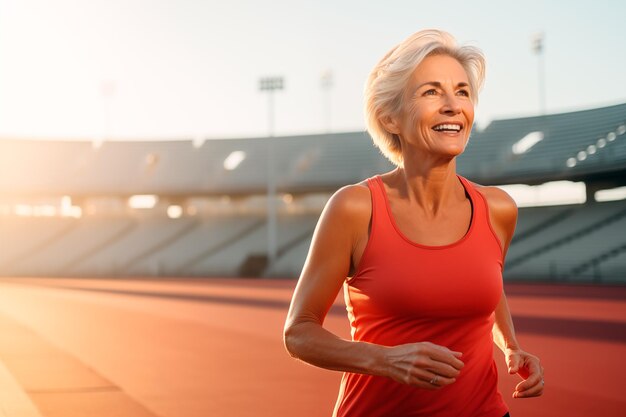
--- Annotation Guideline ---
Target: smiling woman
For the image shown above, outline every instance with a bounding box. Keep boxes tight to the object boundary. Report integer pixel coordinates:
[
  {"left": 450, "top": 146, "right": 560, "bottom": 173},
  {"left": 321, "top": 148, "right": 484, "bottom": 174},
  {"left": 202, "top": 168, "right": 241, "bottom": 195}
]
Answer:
[
  {"left": 380, "top": 54, "right": 475, "bottom": 163},
  {"left": 364, "top": 30, "right": 484, "bottom": 168},
  {"left": 284, "top": 29, "right": 544, "bottom": 417}
]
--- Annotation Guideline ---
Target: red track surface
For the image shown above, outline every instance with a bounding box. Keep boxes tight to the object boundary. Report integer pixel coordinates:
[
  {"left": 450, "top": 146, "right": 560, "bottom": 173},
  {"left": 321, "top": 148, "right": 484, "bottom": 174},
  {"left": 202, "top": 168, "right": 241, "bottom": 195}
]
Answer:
[{"left": 0, "top": 277, "right": 624, "bottom": 417}]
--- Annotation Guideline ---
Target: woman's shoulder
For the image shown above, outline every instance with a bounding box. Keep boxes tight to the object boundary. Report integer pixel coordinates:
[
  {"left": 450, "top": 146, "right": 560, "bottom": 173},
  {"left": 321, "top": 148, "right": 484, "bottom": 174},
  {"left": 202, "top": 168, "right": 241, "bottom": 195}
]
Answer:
[
  {"left": 470, "top": 182, "right": 518, "bottom": 217},
  {"left": 312, "top": 180, "right": 373, "bottom": 266},
  {"left": 324, "top": 180, "right": 372, "bottom": 221},
  {"left": 469, "top": 181, "right": 518, "bottom": 242}
]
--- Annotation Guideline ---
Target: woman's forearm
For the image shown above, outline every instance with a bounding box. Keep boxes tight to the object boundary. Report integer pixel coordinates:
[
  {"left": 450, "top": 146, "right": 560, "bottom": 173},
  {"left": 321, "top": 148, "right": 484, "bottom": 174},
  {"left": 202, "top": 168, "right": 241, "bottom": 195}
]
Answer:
[
  {"left": 284, "top": 321, "right": 388, "bottom": 376},
  {"left": 492, "top": 290, "right": 520, "bottom": 352}
]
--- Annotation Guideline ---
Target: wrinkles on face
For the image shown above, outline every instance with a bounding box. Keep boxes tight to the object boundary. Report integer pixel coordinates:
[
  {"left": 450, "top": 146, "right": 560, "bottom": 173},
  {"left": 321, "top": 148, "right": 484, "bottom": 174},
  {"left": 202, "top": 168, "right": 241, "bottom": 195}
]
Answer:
[{"left": 396, "top": 54, "right": 475, "bottom": 160}]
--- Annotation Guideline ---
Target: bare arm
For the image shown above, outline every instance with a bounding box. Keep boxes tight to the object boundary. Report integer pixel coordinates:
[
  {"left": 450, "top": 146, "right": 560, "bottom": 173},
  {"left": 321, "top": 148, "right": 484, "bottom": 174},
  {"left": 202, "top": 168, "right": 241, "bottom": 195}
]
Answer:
[
  {"left": 493, "top": 290, "right": 520, "bottom": 353},
  {"left": 284, "top": 185, "right": 464, "bottom": 389},
  {"left": 283, "top": 185, "right": 384, "bottom": 375},
  {"left": 481, "top": 185, "right": 544, "bottom": 398},
  {"left": 481, "top": 186, "right": 521, "bottom": 353}
]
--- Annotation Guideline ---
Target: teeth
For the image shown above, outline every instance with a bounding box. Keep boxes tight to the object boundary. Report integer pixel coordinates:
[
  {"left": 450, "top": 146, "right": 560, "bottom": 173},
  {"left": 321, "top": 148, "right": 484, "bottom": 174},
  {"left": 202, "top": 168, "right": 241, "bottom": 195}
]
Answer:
[{"left": 433, "top": 124, "right": 462, "bottom": 132}]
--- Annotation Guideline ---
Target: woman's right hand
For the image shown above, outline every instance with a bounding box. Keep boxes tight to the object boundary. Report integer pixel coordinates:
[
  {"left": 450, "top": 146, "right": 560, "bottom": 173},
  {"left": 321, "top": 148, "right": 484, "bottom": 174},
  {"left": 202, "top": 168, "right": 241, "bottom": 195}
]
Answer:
[{"left": 382, "top": 342, "right": 464, "bottom": 389}]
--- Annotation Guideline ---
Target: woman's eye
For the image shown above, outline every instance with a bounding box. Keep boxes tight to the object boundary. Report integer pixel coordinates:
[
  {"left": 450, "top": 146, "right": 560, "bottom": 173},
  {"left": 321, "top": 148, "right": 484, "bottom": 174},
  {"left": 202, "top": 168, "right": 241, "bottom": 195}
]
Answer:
[
  {"left": 424, "top": 89, "right": 437, "bottom": 96},
  {"left": 457, "top": 89, "right": 470, "bottom": 97}
]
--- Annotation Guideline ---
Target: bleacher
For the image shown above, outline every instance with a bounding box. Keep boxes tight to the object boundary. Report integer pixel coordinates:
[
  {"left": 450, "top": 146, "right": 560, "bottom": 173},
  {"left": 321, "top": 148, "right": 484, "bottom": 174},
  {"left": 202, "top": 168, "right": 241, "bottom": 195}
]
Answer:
[
  {"left": 0, "top": 102, "right": 625, "bottom": 282},
  {"left": 0, "top": 213, "right": 320, "bottom": 278},
  {"left": 1, "top": 103, "right": 624, "bottom": 197},
  {"left": 0, "top": 133, "right": 391, "bottom": 197},
  {"left": 505, "top": 199, "right": 626, "bottom": 282},
  {"left": 458, "top": 102, "right": 626, "bottom": 183}
]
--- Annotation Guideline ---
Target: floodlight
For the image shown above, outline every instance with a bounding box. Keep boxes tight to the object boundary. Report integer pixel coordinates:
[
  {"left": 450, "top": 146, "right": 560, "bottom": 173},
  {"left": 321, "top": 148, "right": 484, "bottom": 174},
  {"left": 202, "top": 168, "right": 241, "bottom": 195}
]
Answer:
[
  {"left": 224, "top": 151, "right": 246, "bottom": 171},
  {"left": 129, "top": 195, "right": 158, "bottom": 209},
  {"left": 167, "top": 205, "right": 183, "bottom": 219},
  {"left": 595, "top": 186, "right": 626, "bottom": 202},
  {"left": 512, "top": 131, "right": 544, "bottom": 154}
]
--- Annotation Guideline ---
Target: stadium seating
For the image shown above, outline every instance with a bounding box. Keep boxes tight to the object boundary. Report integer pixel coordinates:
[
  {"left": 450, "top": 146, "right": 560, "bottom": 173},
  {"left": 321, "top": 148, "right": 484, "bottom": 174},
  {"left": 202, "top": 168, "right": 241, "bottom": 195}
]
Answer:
[
  {"left": 0, "top": 217, "right": 77, "bottom": 274},
  {"left": 0, "top": 102, "right": 624, "bottom": 281},
  {"left": 180, "top": 213, "right": 318, "bottom": 277},
  {"left": 265, "top": 235, "right": 312, "bottom": 278},
  {"left": 1, "top": 102, "right": 622, "bottom": 195},
  {"left": 63, "top": 217, "right": 198, "bottom": 276},
  {"left": 505, "top": 199, "right": 626, "bottom": 281},
  {"left": 458, "top": 102, "right": 626, "bottom": 183}
]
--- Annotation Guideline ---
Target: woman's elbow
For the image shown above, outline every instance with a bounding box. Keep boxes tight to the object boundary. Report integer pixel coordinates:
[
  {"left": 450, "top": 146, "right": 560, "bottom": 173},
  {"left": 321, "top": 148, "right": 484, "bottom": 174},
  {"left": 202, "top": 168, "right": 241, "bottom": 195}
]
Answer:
[
  {"left": 283, "top": 320, "right": 314, "bottom": 359},
  {"left": 283, "top": 322, "right": 301, "bottom": 358}
]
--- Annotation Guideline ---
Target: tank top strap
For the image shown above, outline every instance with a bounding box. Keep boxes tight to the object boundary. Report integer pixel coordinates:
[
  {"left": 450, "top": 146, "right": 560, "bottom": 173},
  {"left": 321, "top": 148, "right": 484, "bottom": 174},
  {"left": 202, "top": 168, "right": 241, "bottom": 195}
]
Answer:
[
  {"left": 364, "top": 175, "right": 397, "bottom": 240},
  {"left": 364, "top": 174, "right": 502, "bottom": 257},
  {"left": 457, "top": 174, "right": 505, "bottom": 265},
  {"left": 456, "top": 174, "right": 483, "bottom": 216},
  {"left": 456, "top": 174, "right": 487, "bottom": 231}
]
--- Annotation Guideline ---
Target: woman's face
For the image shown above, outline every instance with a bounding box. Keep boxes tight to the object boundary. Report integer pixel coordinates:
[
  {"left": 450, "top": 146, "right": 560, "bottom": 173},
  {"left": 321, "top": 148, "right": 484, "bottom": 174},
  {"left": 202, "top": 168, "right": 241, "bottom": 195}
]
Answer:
[{"left": 396, "top": 54, "right": 475, "bottom": 159}]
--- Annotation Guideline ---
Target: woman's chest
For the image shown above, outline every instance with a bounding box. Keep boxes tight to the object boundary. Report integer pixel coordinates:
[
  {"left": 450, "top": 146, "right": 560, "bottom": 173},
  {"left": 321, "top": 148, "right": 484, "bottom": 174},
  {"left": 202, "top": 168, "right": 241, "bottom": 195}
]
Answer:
[{"left": 350, "top": 245, "right": 503, "bottom": 318}]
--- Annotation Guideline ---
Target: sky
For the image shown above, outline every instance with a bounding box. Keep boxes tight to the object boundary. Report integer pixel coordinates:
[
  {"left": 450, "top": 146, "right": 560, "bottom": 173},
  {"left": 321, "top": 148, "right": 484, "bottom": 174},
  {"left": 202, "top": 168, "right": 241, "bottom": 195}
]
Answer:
[{"left": 1, "top": 0, "right": 626, "bottom": 141}]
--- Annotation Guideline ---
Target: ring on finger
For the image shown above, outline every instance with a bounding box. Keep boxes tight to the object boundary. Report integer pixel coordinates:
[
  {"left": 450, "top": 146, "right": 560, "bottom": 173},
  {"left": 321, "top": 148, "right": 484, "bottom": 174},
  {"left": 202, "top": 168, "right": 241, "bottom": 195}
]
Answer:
[{"left": 429, "top": 375, "right": 439, "bottom": 385}]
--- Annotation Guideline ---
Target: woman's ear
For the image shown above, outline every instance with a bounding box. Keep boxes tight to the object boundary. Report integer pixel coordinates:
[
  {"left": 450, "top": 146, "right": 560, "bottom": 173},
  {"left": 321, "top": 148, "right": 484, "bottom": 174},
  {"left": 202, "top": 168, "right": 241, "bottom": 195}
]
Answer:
[{"left": 380, "top": 114, "right": 401, "bottom": 135}]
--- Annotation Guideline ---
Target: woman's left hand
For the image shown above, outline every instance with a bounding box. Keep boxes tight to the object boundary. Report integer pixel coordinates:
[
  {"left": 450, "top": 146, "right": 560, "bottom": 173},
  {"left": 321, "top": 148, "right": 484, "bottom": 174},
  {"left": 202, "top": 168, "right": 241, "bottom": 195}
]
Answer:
[{"left": 505, "top": 348, "right": 544, "bottom": 398}]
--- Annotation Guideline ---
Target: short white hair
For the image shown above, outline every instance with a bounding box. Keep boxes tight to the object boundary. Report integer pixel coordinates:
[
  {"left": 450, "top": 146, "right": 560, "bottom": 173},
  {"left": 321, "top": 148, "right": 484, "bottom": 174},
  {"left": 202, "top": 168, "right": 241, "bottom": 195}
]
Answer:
[{"left": 364, "top": 29, "right": 486, "bottom": 167}]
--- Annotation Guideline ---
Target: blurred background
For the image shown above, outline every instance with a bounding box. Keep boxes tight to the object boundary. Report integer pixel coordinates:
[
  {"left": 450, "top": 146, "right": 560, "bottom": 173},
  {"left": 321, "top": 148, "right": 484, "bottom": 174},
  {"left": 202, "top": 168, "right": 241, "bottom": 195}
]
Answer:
[
  {"left": 1, "top": 0, "right": 625, "bottom": 281},
  {"left": 0, "top": 1, "right": 625, "bottom": 416}
]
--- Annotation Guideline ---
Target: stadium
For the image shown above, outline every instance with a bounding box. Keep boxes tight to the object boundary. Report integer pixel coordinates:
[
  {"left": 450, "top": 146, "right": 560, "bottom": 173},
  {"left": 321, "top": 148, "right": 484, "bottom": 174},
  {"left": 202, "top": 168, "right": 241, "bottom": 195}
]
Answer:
[
  {"left": 1, "top": 102, "right": 625, "bottom": 282},
  {"left": 4, "top": 0, "right": 626, "bottom": 413},
  {"left": 0, "top": 101, "right": 625, "bottom": 417}
]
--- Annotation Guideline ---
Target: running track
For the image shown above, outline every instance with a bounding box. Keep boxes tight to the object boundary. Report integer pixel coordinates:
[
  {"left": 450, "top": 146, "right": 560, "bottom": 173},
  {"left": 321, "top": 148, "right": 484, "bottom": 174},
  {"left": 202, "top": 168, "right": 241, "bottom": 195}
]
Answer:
[{"left": 0, "top": 277, "right": 624, "bottom": 417}]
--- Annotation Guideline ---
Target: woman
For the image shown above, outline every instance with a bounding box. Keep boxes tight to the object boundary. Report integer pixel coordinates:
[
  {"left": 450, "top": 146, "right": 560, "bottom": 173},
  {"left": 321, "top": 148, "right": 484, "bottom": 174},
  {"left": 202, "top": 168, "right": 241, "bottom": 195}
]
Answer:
[{"left": 283, "top": 29, "right": 544, "bottom": 417}]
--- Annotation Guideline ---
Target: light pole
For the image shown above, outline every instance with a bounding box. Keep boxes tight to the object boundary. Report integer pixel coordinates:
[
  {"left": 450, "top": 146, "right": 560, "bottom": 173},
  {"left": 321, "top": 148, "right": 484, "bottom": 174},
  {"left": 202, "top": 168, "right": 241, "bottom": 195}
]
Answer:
[
  {"left": 259, "top": 76, "right": 284, "bottom": 268},
  {"left": 531, "top": 32, "right": 546, "bottom": 115}
]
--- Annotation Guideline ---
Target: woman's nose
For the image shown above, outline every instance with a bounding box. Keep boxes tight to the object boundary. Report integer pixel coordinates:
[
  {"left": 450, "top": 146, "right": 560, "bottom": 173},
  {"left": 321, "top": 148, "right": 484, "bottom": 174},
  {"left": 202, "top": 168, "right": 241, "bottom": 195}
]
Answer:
[{"left": 440, "top": 95, "right": 462, "bottom": 115}]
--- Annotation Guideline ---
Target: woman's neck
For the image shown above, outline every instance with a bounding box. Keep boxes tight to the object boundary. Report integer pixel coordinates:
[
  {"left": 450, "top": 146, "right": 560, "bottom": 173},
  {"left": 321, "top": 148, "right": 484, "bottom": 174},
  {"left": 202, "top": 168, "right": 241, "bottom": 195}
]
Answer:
[{"left": 388, "top": 160, "right": 463, "bottom": 216}]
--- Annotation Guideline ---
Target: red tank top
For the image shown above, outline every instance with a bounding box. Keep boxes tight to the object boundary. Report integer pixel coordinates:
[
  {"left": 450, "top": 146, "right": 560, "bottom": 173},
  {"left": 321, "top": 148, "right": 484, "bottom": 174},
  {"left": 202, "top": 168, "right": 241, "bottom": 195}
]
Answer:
[{"left": 334, "top": 174, "right": 508, "bottom": 417}]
